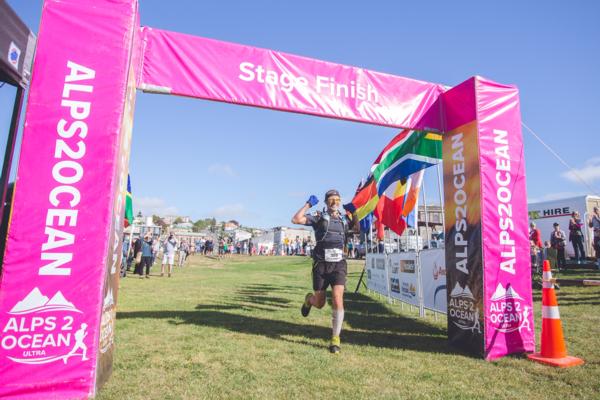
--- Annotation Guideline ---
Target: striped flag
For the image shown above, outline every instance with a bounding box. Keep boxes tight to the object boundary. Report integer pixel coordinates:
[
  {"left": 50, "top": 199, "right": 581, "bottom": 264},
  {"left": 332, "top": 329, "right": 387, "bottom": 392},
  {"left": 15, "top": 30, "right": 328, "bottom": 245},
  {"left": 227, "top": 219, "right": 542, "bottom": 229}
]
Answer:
[
  {"left": 374, "top": 178, "right": 409, "bottom": 236},
  {"left": 345, "top": 129, "right": 441, "bottom": 222},
  {"left": 124, "top": 174, "right": 133, "bottom": 227},
  {"left": 371, "top": 129, "right": 441, "bottom": 196},
  {"left": 402, "top": 169, "right": 424, "bottom": 218},
  {"left": 343, "top": 176, "right": 379, "bottom": 221}
]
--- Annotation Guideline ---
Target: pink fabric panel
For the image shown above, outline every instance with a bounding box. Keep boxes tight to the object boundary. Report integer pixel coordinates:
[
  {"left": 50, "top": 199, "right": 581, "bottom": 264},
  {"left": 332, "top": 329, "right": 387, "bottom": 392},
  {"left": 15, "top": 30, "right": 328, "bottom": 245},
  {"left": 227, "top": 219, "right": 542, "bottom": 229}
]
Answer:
[
  {"left": 0, "top": 0, "right": 137, "bottom": 398},
  {"left": 476, "top": 77, "right": 535, "bottom": 359},
  {"left": 140, "top": 28, "right": 445, "bottom": 130},
  {"left": 442, "top": 77, "right": 476, "bottom": 132}
]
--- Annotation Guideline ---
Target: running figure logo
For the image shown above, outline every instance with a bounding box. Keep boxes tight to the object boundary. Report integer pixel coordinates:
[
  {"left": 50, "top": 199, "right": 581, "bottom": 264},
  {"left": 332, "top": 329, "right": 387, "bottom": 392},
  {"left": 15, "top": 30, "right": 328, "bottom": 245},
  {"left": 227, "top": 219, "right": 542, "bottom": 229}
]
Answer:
[{"left": 63, "top": 323, "right": 89, "bottom": 363}]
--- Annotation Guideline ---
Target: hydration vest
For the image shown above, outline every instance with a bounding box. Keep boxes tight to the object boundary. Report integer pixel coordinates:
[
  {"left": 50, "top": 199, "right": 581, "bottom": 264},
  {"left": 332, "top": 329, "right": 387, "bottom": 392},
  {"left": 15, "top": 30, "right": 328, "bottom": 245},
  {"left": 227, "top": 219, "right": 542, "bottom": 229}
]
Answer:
[{"left": 313, "top": 211, "right": 348, "bottom": 255}]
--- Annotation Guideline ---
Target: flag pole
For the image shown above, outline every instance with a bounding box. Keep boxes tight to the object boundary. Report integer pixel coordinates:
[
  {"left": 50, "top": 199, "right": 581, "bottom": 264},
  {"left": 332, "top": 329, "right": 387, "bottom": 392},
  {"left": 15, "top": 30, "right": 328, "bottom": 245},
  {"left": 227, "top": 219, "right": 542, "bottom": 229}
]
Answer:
[
  {"left": 436, "top": 162, "right": 445, "bottom": 235},
  {"left": 422, "top": 169, "right": 430, "bottom": 249}
]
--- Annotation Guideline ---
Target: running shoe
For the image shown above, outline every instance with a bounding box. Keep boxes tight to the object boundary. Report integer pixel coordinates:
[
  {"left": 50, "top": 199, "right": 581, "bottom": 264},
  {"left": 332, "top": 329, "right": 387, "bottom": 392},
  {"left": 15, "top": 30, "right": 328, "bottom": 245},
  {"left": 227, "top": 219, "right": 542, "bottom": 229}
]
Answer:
[
  {"left": 329, "top": 336, "right": 341, "bottom": 354},
  {"left": 301, "top": 292, "right": 312, "bottom": 317}
]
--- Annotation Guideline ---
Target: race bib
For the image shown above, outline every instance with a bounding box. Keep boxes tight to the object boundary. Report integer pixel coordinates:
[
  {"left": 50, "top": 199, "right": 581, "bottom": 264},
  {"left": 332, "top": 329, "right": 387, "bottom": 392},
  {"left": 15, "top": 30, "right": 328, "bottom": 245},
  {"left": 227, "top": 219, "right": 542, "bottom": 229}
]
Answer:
[{"left": 324, "top": 248, "right": 343, "bottom": 262}]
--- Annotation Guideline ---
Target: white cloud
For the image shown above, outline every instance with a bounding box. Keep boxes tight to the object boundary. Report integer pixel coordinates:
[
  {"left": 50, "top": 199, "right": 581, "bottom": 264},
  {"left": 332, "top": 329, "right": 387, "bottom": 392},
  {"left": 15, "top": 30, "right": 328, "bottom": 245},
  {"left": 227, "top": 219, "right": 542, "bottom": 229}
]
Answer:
[
  {"left": 562, "top": 157, "right": 600, "bottom": 184},
  {"left": 134, "top": 197, "right": 178, "bottom": 216},
  {"left": 207, "top": 163, "right": 236, "bottom": 177}
]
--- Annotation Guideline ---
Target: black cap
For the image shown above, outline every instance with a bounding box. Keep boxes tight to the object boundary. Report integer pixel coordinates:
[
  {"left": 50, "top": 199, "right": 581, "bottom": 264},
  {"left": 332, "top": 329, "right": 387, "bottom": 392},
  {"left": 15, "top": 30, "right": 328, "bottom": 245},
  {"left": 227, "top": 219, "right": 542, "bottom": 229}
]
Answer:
[
  {"left": 325, "top": 189, "right": 340, "bottom": 200},
  {"left": 553, "top": 222, "right": 559, "bottom": 227}
]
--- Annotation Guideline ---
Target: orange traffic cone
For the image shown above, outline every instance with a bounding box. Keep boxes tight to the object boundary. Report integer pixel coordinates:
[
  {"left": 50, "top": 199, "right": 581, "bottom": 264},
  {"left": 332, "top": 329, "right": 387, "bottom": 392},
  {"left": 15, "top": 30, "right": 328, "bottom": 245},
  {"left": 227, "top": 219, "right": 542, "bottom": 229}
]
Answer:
[{"left": 527, "top": 260, "right": 584, "bottom": 367}]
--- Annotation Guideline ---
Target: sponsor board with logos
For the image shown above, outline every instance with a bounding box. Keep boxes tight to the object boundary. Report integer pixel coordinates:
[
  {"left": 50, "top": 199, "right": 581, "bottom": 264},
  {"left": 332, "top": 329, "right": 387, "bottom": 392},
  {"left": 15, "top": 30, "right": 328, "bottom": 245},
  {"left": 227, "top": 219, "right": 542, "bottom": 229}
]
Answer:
[
  {"left": 388, "top": 253, "right": 419, "bottom": 306},
  {"left": 366, "top": 250, "right": 446, "bottom": 312},
  {"left": 420, "top": 249, "right": 447, "bottom": 313},
  {"left": 366, "top": 253, "right": 388, "bottom": 295}
]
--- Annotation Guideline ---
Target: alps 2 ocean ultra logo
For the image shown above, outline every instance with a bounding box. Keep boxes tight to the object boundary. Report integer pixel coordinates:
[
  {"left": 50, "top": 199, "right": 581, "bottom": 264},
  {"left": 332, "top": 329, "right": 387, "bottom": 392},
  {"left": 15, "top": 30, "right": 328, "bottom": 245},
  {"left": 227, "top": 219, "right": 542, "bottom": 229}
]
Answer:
[
  {"left": 449, "top": 283, "right": 481, "bottom": 333},
  {"left": 1, "top": 288, "right": 90, "bottom": 364},
  {"left": 489, "top": 283, "right": 531, "bottom": 333}
]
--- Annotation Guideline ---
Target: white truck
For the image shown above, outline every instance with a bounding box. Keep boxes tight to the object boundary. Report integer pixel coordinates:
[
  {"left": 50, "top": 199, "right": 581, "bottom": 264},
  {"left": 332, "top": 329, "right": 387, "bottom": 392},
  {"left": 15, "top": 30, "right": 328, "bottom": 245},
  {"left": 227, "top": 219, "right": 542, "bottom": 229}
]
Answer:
[{"left": 528, "top": 195, "right": 600, "bottom": 258}]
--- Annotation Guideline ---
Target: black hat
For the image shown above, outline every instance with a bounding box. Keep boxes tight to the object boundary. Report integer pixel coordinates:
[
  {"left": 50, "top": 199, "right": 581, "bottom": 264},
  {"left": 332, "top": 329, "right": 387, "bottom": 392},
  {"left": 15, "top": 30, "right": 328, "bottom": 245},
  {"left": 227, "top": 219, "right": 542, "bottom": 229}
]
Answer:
[
  {"left": 553, "top": 222, "right": 559, "bottom": 227},
  {"left": 325, "top": 189, "right": 340, "bottom": 200}
]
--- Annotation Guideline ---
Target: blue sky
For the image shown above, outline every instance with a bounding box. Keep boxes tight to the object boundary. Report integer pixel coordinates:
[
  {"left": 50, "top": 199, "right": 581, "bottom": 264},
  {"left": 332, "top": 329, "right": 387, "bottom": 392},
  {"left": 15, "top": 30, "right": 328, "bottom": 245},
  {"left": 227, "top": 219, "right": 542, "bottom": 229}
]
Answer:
[{"left": 3, "top": 0, "right": 600, "bottom": 228}]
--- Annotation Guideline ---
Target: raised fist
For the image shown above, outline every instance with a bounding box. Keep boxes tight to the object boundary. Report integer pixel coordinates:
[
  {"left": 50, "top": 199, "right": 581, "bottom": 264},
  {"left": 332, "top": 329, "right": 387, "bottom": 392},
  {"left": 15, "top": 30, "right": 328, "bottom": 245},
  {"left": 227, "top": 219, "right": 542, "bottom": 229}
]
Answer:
[{"left": 306, "top": 195, "right": 318, "bottom": 208}]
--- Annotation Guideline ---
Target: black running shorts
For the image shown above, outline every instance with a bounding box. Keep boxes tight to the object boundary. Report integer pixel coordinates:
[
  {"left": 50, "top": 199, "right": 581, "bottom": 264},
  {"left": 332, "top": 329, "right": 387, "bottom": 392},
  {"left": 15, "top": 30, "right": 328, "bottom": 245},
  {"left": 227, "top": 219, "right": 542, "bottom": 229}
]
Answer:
[{"left": 312, "top": 260, "right": 347, "bottom": 291}]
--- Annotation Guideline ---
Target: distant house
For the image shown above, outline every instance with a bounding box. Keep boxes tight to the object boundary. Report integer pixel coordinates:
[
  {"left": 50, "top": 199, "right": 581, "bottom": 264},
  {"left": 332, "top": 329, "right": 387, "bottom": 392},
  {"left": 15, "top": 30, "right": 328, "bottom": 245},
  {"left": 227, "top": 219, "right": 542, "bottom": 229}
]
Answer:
[
  {"left": 162, "top": 215, "right": 191, "bottom": 225},
  {"left": 173, "top": 222, "right": 193, "bottom": 233},
  {"left": 223, "top": 220, "right": 240, "bottom": 231}
]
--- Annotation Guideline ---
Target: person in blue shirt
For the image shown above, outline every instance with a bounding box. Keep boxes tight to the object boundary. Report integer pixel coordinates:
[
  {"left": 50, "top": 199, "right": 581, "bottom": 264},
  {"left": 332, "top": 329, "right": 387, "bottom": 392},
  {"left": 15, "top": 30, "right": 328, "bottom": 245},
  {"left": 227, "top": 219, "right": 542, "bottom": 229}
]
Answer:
[{"left": 139, "top": 234, "right": 154, "bottom": 279}]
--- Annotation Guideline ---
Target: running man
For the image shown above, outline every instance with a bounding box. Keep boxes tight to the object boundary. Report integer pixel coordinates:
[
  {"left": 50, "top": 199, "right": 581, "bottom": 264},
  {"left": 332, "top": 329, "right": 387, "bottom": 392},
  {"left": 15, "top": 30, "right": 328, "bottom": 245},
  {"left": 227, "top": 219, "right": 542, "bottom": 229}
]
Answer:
[
  {"left": 292, "top": 189, "right": 355, "bottom": 354},
  {"left": 63, "top": 323, "right": 89, "bottom": 363}
]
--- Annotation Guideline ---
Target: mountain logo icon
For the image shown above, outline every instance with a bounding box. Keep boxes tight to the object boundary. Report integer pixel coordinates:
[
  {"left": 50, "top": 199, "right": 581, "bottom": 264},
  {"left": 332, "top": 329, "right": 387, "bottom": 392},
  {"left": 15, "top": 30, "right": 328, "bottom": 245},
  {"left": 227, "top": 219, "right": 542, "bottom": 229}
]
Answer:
[
  {"left": 490, "top": 283, "right": 523, "bottom": 301},
  {"left": 449, "top": 282, "right": 475, "bottom": 300},
  {"left": 9, "top": 287, "right": 82, "bottom": 315}
]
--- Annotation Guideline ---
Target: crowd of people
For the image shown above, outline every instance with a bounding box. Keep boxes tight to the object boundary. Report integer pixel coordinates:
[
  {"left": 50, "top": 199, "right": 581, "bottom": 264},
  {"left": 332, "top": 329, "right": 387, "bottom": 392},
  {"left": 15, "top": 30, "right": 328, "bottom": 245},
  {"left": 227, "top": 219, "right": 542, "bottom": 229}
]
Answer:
[
  {"left": 122, "top": 233, "right": 196, "bottom": 279},
  {"left": 529, "top": 206, "right": 600, "bottom": 272},
  {"left": 119, "top": 232, "right": 332, "bottom": 278}
]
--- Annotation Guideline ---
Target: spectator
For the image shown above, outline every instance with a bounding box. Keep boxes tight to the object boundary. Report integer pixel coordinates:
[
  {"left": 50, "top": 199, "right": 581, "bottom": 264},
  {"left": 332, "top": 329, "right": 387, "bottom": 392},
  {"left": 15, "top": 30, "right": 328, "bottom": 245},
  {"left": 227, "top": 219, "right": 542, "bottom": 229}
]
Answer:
[
  {"left": 178, "top": 241, "right": 188, "bottom": 267},
  {"left": 589, "top": 207, "right": 600, "bottom": 269},
  {"left": 121, "top": 237, "right": 129, "bottom": 277},
  {"left": 138, "top": 234, "right": 153, "bottom": 279},
  {"left": 529, "top": 222, "right": 542, "bottom": 271},
  {"left": 568, "top": 211, "right": 585, "bottom": 264},
  {"left": 132, "top": 237, "right": 142, "bottom": 275},
  {"left": 529, "top": 222, "right": 542, "bottom": 248},
  {"left": 550, "top": 222, "right": 567, "bottom": 271},
  {"left": 161, "top": 233, "right": 177, "bottom": 277},
  {"left": 151, "top": 236, "right": 160, "bottom": 265}
]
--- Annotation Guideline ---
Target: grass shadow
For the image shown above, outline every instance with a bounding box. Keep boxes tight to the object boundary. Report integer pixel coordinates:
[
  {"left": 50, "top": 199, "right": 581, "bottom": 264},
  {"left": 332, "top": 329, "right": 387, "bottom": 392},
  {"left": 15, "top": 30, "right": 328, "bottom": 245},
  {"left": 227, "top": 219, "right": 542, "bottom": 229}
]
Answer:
[{"left": 117, "top": 308, "right": 454, "bottom": 355}]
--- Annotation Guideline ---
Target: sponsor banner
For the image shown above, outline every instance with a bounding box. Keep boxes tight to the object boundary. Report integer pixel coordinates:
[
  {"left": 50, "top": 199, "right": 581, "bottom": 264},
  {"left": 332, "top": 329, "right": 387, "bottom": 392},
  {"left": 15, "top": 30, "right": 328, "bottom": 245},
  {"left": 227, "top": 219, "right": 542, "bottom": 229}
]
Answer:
[
  {"left": 96, "top": 22, "right": 140, "bottom": 386},
  {"left": 442, "top": 77, "right": 485, "bottom": 356},
  {"left": 388, "top": 253, "right": 419, "bottom": 306},
  {"left": 476, "top": 78, "right": 534, "bottom": 359},
  {"left": 365, "top": 254, "right": 388, "bottom": 295},
  {"left": 420, "top": 249, "right": 447, "bottom": 313},
  {"left": 442, "top": 77, "right": 534, "bottom": 359},
  {"left": 0, "top": 1, "right": 138, "bottom": 398},
  {"left": 139, "top": 28, "right": 445, "bottom": 130}
]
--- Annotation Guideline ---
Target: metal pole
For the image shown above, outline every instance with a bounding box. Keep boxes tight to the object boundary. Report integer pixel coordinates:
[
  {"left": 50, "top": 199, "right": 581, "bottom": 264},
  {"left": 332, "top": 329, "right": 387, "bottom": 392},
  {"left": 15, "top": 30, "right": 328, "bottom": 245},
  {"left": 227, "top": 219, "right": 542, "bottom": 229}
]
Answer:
[
  {"left": 417, "top": 250, "right": 425, "bottom": 317},
  {"left": 384, "top": 249, "right": 392, "bottom": 304},
  {"left": 436, "top": 162, "right": 445, "bottom": 232},
  {"left": 422, "top": 170, "right": 430, "bottom": 249},
  {"left": 369, "top": 216, "right": 373, "bottom": 255}
]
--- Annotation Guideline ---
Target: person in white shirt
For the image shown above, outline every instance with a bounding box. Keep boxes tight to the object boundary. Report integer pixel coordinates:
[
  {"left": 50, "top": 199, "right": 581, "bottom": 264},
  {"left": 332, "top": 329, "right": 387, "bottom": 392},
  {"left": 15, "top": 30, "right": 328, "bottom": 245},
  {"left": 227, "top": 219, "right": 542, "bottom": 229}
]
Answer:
[{"left": 161, "top": 233, "right": 177, "bottom": 277}]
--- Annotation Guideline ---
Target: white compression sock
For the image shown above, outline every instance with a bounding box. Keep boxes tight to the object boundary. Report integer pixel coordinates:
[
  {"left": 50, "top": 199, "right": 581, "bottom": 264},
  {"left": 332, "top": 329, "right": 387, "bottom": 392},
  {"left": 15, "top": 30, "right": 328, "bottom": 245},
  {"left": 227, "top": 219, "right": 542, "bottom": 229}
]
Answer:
[{"left": 332, "top": 309, "right": 345, "bottom": 337}]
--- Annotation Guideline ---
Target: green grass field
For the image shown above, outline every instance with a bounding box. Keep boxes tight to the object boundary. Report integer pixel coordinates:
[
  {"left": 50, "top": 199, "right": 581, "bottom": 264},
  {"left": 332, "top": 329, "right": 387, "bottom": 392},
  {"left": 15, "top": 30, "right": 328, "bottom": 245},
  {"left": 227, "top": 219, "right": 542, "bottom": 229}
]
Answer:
[{"left": 97, "top": 255, "right": 600, "bottom": 400}]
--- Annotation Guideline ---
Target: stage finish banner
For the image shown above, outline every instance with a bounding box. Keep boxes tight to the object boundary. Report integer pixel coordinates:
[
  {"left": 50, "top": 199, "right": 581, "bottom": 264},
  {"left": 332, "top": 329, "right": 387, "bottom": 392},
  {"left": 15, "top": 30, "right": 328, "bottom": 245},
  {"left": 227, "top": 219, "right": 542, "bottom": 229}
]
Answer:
[
  {"left": 139, "top": 27, "right": 445, "bottom": 130},
  {"left": 0, "top": 0, "right": 139, "bottom": 398},
  {"left": 442, "top": 77, "right": 534, "bottom": 359}
]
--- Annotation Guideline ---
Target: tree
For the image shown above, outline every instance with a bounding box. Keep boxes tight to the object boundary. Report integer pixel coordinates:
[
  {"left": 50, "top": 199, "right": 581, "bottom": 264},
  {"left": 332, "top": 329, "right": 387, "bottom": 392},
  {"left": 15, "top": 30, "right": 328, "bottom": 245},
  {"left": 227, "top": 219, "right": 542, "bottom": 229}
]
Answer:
[
  {"left": 192, "top": 218, "right": 216, "bottom": 232},
  {"left": 152, "top": 215, "right": 167, "bottom": 229},
  {"left": 173, "top": 217, "right": 184, "bottom": 224}
]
